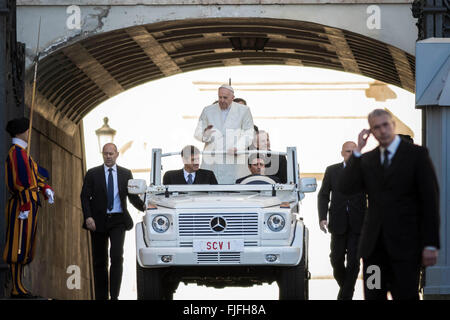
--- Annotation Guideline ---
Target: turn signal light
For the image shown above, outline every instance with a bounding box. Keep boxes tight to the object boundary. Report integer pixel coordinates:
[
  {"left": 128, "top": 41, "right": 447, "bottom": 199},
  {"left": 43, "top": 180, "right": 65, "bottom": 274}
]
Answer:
[
  {"left": 280, "top": 202, "right": 290, "bottom": 208},
  {"left": 147, "top": 203, "right": 157, "bottom": 210}
]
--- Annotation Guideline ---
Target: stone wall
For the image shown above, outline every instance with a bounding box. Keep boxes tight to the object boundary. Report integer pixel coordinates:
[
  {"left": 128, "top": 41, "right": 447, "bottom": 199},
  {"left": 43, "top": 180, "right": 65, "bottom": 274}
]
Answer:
[{"left": 21, "top": 112, "right": 92, "bottom": 300}]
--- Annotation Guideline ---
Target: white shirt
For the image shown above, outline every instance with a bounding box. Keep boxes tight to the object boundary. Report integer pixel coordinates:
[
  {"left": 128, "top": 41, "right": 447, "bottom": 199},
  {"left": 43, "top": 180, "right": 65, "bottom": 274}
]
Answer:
[
  {"left": 183, "top": 169, "right": 196, "bottom": 184},
  {"left": 104, "top": 164, "right": 123, "bottom": 213},
  {"left": 379, "top": 135, "right": 401, "bottom": 165},
  {"left": 221, "top": 106, "right": 231, "bottom": 123},
  {"left": 12, "top": 137, "right": 28, "bottom": 149}
]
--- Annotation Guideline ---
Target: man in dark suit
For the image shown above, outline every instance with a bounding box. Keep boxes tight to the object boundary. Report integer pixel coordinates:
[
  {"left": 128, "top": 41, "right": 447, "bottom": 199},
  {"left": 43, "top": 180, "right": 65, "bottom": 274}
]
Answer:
[
  {"left": 235, "top": 155, "right": 281, "bottom": 184},
  {"left": 80, "top": 143, "right": 144, "bottom": 300},
  {"left": 250, "top": 130, "right": 287, "bottom": 183},
  {"left": 318, "top": 141, "right": 367, "bottom": 300},
  {"left": 338, "top": 109, "right": 440, "bottom": 300},
  {"left": 163, "top": 145, "right": 218, "bottom": 185}
]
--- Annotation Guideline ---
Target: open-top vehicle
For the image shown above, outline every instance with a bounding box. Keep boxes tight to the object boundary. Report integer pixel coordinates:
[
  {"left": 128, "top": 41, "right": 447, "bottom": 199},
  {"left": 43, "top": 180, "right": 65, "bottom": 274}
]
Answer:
[{"left": 128, "top": 147, "right": 317, "bottom": 300}]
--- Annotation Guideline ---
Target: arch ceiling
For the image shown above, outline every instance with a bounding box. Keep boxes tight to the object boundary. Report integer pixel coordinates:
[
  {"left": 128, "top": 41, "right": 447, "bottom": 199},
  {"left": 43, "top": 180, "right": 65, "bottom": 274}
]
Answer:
[{"left": 33, "top": 18, "right": 415, "bottom": 131}]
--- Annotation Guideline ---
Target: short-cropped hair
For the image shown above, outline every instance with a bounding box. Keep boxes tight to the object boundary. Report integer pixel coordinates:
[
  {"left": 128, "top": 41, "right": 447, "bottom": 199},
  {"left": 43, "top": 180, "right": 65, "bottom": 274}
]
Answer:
[
  {"left": 181, "top": 145, "right": 200, "bottom": 159},
  {"left": 368, "top": 109, "right": 392, "bottom": 122},
  {"left": 233, "top": 98, "right": 247, "bottom": 105}
]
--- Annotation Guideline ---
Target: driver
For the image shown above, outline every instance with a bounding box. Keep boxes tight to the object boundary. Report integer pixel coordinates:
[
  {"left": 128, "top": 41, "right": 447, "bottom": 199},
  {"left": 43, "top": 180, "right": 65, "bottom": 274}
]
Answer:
[{"left": 235, "top": 155, "right": 280, "bottom": 184}]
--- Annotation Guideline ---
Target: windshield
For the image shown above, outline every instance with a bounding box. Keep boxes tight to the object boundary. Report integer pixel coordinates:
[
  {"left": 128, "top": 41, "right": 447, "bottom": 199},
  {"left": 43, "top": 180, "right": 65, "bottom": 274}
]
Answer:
[{"left": 159, "top": 149, "right": 287, "bottom": 185}]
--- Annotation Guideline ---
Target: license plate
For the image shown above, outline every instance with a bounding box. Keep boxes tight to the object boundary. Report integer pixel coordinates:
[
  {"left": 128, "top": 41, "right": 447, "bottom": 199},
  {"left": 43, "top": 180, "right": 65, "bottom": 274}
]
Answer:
[{"left": 193, "top": 239, "right": 244, "bottom": 252}]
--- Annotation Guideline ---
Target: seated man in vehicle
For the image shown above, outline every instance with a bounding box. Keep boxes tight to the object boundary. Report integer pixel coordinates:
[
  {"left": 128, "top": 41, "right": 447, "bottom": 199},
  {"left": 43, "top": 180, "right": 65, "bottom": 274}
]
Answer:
[
  {"left": 251, "top": 130, "right": 287, "bottom": 183},
  {"left": 235, "top": 155, "right": 281, "bottom": 184},
  {"left": 163, "top": 145, "right": 218, "bottom": 185}
]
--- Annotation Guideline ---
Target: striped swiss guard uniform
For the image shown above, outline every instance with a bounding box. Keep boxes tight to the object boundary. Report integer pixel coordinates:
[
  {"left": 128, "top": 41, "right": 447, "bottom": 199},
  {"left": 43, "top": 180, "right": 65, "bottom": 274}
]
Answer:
[{"left": 3, "top": 118, "right": 54, "bottom": 298}]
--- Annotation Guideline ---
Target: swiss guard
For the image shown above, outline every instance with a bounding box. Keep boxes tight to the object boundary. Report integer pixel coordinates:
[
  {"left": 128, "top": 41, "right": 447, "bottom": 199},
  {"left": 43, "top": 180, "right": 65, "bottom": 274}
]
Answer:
[{"left": 4, "top": 117, "right": 55, "bottom": 298}]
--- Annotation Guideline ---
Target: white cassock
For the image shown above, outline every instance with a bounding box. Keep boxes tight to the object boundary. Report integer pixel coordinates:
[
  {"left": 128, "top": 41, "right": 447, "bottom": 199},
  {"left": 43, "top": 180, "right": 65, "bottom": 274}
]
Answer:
[{"left": 194, "top": 102, "right": 254, "bottom": 184}]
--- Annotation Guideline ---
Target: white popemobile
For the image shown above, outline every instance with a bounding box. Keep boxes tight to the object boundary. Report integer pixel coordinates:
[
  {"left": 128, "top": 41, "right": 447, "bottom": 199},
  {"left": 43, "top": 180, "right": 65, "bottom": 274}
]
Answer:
[{"left": 128, "top": 147, "right": 317, "bottom": 300}]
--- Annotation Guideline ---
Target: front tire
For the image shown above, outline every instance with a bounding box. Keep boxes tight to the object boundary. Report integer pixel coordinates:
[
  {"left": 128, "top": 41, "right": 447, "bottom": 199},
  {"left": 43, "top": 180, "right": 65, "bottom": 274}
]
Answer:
[
  {"left": 163, "top": 280, "right": 179, "bottom": 300},
  {"left": 278, "top": 263, "right": 307, "bottom": 300},
  {"left": 278, "top": 226, "right": 309, "bottom": 300},
  {"left": 136, "top": 260, "right": 164, "bottom": 300}
]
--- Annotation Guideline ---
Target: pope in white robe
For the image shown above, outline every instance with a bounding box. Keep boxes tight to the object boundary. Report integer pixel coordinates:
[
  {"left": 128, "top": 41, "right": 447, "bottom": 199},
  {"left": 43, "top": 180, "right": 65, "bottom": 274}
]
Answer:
[{"left": 194, "top": 85, "right": 254, "bottom": 184}]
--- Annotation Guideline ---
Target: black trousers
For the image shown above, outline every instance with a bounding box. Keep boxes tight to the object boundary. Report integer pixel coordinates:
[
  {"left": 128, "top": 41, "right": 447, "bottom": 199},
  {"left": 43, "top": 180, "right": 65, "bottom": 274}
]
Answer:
[
  {"left": 330, "top": 231, "right": 361, "bottom": 300},
  {"left": 90, "top": 214, "right": 126, "bottom": 300},
  {"left": 362, "top": 234, "right": 420, "bottom": 300}
]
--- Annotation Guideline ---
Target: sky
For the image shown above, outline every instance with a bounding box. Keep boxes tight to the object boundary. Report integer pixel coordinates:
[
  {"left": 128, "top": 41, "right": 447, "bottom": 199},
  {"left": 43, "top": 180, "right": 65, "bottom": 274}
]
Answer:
[{"left": 82, "top": 65, "right": 417, "bottom": 300}]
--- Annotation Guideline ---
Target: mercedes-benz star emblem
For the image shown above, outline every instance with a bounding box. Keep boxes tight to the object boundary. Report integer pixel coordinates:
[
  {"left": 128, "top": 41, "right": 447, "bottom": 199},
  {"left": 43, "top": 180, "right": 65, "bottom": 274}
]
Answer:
[{"left": 210, "top": 216, "right": 227, "bottom": 232}]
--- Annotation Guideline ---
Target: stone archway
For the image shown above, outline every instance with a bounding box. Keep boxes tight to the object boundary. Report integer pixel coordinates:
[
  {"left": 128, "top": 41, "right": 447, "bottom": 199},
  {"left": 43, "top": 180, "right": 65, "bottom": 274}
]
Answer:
[
  {"left": 30, "top": 18, "right": 415, "bottom": 135},
  {"left": 20, "top": 17, "right": 416, "bottom": 299}
]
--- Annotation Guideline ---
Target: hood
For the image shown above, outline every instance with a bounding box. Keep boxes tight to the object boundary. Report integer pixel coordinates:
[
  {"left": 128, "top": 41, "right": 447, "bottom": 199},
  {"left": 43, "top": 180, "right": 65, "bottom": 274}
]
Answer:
[{"left": 151, "top": 192, "right": 282, "bottom": 209}]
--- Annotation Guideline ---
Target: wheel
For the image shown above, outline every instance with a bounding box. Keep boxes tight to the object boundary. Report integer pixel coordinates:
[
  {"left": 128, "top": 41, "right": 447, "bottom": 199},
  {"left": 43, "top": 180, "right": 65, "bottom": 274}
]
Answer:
[
  {"left": 278, "top": 263, "right": 308, "bottom": 300},
  {"left": 136, "top": 260, "right": 164, "bottom": 300},
  {"left": 304, "top": 229, "right": 310, "bottom": 300},
  {"left": 278, "top": 227, "right": 309, "bottom": 300},
  {"left": 163, "top": 281, "right": 179, "bottom": 300},
  {"left": 163, "top": 289, "right": 174, "bottom": 300}
]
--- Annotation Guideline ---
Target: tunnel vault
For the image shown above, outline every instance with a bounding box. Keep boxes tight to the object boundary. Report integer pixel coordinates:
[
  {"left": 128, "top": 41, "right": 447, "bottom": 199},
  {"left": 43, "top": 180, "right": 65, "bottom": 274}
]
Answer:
[
  {"left": 8, "top": 15, "right": 418, "bottom": 300},
  {"left": 29, "top": 17, "right": 415, "bottom": 135}
]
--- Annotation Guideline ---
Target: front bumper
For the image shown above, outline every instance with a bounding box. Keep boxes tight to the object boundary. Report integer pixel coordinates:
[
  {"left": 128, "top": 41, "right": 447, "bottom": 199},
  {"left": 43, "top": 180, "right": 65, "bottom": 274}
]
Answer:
[{"left": 136, "top": 221, "right": 304, "bottom": 267}]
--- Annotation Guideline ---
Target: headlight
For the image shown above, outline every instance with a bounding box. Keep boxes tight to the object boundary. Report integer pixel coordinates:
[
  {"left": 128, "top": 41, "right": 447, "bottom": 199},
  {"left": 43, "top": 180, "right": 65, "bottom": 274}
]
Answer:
[
  {"left": 267, "top": 214, "right": 285, "bottom": 232},
  {"left": 152, "top": 215, "right": 170, "bottom": 233}
]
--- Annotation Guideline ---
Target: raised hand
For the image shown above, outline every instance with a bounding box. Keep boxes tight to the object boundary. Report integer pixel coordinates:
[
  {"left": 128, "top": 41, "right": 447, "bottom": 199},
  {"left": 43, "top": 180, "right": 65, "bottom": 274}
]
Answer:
[
  {"left": 203, "top": 125, "right": 215, "bottom": 141},
  {"left": 357, "top": 129, "right": 371, "bottom": 153}
]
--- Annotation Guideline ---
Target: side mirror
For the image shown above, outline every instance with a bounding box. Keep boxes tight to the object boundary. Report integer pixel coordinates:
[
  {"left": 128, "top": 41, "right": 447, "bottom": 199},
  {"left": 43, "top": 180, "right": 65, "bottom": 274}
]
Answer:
[
  {"left": 128, "top": 179, "right": 147, "bottom": 194},
  {"left": 299, "top": 177, "right": 317, "bottom": 193}
]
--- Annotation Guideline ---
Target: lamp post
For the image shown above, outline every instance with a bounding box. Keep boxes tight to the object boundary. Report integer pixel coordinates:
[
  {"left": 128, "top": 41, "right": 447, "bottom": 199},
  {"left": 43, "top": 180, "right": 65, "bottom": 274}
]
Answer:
[{"left": 95, "top": 117, "right": 116, "bottom": 153}]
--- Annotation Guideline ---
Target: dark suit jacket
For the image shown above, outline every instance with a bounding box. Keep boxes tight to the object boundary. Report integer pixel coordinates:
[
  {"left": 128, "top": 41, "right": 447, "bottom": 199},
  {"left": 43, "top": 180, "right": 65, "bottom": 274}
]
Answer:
[
  {"left": 163, "top": 169, "right": 218, "bottom": 185},
  {"left": 338, "top": 140, "right": 440, "bottom": 261},
  {"left": 247, "top": 147, "right": 288, "bottom": 183},
  {"left": 80, "top": 165, "right": 144, "bottom": 232},
  {"left": 318, "top": 162, "right": 366, "bottom": 235},
  {"left": 265, "top": 154, "right": 287, "bottom": 183}
]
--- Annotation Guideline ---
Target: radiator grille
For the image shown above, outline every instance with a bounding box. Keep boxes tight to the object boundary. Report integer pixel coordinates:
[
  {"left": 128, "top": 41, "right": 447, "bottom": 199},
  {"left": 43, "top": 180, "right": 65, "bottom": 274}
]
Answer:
[
  {"left": 178, "top": 212, "right": 259, "bottom": 237},
  {"left": 196, "top": 252, "right": 241, "bottom": 264}
]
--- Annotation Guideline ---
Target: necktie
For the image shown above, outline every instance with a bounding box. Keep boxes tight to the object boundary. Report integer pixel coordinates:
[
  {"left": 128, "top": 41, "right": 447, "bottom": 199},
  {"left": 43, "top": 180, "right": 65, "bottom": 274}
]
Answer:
[
  {"left": 382, "top": 149, "right": 390, "bottom": 169},
  {"left": 107, "top": 168, "right": 114, "bottom": 211},
  {"left": 187, "top": 173, "right": 193, "bottom": 184}
]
